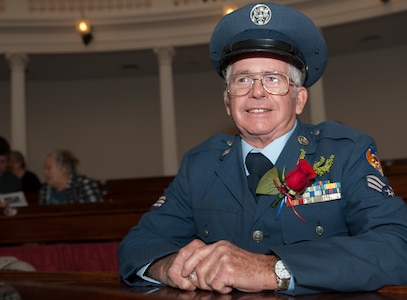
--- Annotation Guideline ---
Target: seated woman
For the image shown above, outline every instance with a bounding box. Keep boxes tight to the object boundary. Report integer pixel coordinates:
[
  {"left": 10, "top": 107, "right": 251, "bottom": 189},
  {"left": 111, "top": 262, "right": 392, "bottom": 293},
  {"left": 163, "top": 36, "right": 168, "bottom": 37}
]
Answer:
[
  {"left": 39, "top": 149, "right": 103, "bottom": 205},
  {"left": 9, "top": 150, "right": 42, "bottom": 193}
]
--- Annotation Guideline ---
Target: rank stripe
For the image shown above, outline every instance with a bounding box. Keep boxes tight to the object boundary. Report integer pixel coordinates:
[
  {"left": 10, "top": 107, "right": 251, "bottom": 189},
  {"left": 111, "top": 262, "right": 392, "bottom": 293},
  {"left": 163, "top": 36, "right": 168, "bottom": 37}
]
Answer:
[{"left": 366, "top": 175, "right": 386, "bottom": 193}]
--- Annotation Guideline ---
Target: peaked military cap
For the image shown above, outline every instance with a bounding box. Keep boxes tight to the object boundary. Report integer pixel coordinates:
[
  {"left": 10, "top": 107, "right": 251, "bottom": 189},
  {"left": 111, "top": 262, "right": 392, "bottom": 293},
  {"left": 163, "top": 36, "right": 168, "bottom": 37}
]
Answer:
[{"left": 209, "top": 2, "right": 328, "bottom": 87}]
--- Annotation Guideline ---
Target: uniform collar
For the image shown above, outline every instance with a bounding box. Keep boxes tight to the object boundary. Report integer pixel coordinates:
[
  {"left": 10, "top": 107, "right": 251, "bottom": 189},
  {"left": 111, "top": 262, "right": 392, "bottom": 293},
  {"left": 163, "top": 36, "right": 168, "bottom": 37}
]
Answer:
[{"left": 241, "top": 120, "right": 297, "bottom": 174}]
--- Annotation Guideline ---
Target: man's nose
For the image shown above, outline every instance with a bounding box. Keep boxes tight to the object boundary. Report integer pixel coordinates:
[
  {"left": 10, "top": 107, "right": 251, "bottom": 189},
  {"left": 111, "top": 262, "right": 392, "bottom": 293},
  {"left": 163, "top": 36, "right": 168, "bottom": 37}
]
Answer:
[{"left": 251, "top": 78, "right": 267, "bottom": 97}]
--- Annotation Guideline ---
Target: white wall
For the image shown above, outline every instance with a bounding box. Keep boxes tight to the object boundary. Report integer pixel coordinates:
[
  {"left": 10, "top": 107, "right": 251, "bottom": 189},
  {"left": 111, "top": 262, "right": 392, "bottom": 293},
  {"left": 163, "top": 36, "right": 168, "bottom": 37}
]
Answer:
[
  {"left": 2, "top": 76, "right": 165, "bottom": 181},
  {"left": 323, "top": 45, "right": 407, "bottom": 159},
  {"left": 174, "top": 71, "right": 235, "bottom": 156},
  {"left": 1, "top": 45, "right": 406, "bottom": 182}
]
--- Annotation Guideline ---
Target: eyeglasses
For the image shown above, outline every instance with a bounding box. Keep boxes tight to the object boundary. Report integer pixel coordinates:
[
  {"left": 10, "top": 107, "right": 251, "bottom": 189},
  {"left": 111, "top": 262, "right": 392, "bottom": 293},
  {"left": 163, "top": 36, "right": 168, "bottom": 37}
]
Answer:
[{"left": 227, "top": 71, "right": 296, "bottom": 96}]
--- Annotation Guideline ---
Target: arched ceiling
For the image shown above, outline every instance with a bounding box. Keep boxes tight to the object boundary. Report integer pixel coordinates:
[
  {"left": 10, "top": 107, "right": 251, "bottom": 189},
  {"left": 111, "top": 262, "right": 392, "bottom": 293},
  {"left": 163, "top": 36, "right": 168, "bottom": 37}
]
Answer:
[{"left": 0, "top": 0, "right": 406, "bottom": 81}]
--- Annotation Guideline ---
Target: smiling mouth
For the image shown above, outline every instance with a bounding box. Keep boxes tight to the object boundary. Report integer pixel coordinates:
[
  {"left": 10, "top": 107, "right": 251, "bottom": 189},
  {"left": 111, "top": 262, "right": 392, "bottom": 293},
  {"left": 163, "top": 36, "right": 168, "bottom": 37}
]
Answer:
[{"left": 247, "top": 109, "right": 270, "bottom": 113}]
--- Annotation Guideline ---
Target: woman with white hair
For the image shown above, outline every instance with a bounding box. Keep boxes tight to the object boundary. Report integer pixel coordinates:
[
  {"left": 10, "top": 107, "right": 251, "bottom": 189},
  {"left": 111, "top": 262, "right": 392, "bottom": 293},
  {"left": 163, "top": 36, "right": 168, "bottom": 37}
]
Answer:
[{"left": 39, "top": 149, "right": 103, "bottom": 205}]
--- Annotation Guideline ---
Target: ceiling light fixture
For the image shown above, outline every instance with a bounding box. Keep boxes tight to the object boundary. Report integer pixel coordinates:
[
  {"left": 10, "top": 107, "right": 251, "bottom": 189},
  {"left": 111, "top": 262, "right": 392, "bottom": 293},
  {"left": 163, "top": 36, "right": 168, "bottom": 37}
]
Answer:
[
  {"left": 76, "top": 19, "right": 93, "bottom": 46},
  {"left": 223, "top": 5, "right": 238, "bottom": 16}
]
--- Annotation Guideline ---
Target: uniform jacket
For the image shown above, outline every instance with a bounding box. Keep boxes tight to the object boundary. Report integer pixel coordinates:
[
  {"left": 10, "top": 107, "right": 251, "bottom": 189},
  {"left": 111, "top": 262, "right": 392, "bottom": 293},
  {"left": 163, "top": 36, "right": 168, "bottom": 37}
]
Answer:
[{"left": 118, "top": 120, "right": 407, "bottom": 295}]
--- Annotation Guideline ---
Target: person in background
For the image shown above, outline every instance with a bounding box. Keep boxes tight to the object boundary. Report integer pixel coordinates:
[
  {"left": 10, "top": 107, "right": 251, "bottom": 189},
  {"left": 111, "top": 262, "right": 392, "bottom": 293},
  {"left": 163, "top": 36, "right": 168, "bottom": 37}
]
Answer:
[
  {"left": 0, "top": 136, "right": 22, "bottom": 194},
  {"left": 118, "top": 2, "right": 407, "bottom": 296},
  {"left": 9, "top": 150, "right": 42, "bottom": 193},
  {"left": 39, "top": 149, "right": 103, "bottom": 205}
]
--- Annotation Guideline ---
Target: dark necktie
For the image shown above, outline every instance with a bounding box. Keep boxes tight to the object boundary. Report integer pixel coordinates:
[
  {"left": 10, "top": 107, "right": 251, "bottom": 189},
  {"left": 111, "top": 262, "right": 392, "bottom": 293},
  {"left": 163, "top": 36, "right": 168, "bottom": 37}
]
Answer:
[{"left": 245, "top": 152, "right": 274, "bottom": 198}]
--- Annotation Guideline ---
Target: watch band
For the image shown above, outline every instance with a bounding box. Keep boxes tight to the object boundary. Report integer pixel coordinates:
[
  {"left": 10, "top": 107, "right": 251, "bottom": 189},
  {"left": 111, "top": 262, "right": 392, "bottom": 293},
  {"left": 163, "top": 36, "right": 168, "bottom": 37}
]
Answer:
[
  {"left": 276, "top": 276, "right": 291, "bottom": 290},
  {"left": 275, "top": 259, "right": 291, "bottom": 290}
]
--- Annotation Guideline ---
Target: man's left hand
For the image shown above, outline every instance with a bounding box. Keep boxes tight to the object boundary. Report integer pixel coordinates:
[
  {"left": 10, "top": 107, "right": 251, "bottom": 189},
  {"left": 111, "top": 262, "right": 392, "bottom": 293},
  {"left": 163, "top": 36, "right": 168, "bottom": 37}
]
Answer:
[{"left": 181, "top": 240, "right": 278, "bottom": 294}]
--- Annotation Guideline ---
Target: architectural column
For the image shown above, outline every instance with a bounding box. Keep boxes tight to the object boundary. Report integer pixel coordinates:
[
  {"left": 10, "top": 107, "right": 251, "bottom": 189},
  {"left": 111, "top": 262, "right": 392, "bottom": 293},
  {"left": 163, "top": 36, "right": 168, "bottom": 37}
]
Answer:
[
  {"left": 308, "top": 77, "right": 327, "bottom": 124},
  {"left": 6, "top": 53, "right": 29, "bottom": 156},
  {"left": 154, "top": 47, "right": 178, "bottom": 175}
]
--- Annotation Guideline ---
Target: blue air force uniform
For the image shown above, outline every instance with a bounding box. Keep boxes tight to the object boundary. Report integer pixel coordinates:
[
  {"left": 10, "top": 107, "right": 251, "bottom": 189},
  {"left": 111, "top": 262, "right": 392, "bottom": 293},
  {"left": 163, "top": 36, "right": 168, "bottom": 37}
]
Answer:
[
  {"left": 118, "top": 120, "right": 407, "bottom": 294},
  {"left": 118, "top": 2, "right": 407, "bottom": 295}
]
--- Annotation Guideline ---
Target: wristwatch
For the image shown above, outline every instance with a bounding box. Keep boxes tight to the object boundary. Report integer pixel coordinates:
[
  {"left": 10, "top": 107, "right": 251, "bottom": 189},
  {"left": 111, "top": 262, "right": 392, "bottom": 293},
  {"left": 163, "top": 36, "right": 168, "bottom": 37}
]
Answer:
[{"left": 275, "top": 259, "right": 291, "bottom": 290}]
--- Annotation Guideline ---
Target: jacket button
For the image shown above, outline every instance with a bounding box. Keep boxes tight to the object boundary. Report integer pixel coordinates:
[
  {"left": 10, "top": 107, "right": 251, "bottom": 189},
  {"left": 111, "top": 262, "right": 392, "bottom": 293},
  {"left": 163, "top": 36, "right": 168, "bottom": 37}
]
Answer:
[
  {"left": 315, "top": 225, "right": 324, "bottom": 236},
  {"left": 252, "top": 230, "right": 264, "bottom": 243},
  {"left": 221, "top": 148, "right": 231, "bottom": 157},
  {"left": 297, "top": 136, "right": 309, "bottom": 145}
]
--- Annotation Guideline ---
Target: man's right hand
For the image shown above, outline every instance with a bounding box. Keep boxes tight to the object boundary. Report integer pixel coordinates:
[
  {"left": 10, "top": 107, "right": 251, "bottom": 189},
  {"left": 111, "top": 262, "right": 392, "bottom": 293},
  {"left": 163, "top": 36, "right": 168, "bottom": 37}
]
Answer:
[{"left": 146, "top": 239, "right": 206, "bottom": 291}]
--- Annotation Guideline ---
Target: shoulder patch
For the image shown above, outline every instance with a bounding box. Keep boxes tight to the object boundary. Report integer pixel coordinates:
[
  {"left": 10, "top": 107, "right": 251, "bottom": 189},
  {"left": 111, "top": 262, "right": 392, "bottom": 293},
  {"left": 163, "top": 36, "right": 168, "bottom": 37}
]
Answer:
[
  {"left": 365, "top": 146, "right": 384, "bottom": 176},
  {"left": 366, "top": 175, "right": 394, "bottom": 197}
]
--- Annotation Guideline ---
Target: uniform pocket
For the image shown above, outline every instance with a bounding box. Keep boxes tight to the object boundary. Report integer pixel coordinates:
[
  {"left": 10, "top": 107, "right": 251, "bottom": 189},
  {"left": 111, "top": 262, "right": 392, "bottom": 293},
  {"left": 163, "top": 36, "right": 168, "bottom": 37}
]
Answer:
[{"left": 280, "top": 200, "right": 348, "bottom": 244}]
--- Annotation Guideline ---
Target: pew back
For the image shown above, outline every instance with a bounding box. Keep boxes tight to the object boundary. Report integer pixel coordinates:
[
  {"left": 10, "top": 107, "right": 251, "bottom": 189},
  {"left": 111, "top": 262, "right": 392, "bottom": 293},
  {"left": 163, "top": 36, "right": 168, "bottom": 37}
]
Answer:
[
  {"left": 102, "top": 176, "right": 174, "bottom": 204},
  {"left": 0, "top": 202, "right": 148, "bottom": 245}
]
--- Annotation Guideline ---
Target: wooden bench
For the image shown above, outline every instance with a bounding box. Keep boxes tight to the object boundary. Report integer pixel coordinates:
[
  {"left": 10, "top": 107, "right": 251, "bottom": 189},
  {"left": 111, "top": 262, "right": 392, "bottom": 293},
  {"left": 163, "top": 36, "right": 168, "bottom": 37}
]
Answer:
[
  {"left": 0, "top": 201, "right": 150, "bottom": 245},
  {"left": 102, "top": 176, "right": 174, "bottom": 204},
  {"left": 21, "top": 176, "right": 174, "bottom": 206},
  {"left": 0, "top": 176, "right": 175, "bottom": 271},
  {"left": 0, "top": 201, "right": 152, "bottom": 271},
  {"left": 0, "top": 176, "right": 175, "bottom": 245}
]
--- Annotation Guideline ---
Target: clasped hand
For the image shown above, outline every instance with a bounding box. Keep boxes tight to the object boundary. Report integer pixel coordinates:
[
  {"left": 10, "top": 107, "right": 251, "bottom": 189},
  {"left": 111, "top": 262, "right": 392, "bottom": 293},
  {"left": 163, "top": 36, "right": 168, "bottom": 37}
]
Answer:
[{"left": 147, "top": 239, "right": 278, "bottom": 294}]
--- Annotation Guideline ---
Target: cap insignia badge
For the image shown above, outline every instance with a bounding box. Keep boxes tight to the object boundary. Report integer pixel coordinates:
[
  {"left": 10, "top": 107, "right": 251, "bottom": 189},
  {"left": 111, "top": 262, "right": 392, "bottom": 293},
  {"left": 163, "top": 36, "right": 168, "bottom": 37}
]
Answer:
[{"left": 250, "top": 4, "right": 271, "bottom": 26}]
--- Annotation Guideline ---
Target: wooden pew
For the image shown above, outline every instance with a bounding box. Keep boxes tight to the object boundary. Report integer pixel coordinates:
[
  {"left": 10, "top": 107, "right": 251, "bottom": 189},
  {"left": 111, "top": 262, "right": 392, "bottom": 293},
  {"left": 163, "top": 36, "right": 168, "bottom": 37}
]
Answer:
[
  {"left": 0, "top": 201, "right": 150, "bottom": 246},
  {"left": 0, "top": 176, "right": 175, "bottom": 245},
  {"left": 0, "top": 200, "right": 155, "bottom": 271},
  {"left": 22, "top": 176, "right": 175, "bottom": 206},
  {"left": 102, "top": 176, "right": 174, "bottom": 204}
]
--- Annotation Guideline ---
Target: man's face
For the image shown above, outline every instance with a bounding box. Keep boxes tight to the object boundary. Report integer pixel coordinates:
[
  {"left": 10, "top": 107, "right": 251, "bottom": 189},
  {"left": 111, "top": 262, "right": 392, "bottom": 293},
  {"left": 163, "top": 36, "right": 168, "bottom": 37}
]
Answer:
[
  {"left": 223, "top": 57, "right": 308, "bottom": 148},
  {"left": 0, "top": 155, "right": 8, "bottom": 174}
]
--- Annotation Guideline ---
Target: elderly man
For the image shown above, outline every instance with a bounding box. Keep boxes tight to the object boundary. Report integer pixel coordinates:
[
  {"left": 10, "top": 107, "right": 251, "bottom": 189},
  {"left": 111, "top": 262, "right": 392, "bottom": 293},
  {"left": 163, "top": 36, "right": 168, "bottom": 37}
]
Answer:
[{"left": 118, "top": 2, "right": 407, "bottom": 295}]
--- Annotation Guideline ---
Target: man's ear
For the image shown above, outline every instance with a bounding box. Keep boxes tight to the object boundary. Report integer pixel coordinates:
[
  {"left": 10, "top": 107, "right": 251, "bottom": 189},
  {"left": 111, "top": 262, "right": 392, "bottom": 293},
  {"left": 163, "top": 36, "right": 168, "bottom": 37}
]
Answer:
[
  {"left": 295, "top": 86, "right": 308, "bottom": 115},
  {"left": 224, "top": 90, "right": 231, "bottom": 116}
]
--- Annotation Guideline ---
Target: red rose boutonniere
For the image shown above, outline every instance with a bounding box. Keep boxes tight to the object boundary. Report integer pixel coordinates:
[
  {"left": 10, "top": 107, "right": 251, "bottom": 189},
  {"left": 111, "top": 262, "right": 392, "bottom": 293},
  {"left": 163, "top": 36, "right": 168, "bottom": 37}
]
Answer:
[
  {"left": 284, "top": 159, "right": 317, "bottom": 193},
  {"left": 257, "top": 159, "right": 318, "bottom": 221}
]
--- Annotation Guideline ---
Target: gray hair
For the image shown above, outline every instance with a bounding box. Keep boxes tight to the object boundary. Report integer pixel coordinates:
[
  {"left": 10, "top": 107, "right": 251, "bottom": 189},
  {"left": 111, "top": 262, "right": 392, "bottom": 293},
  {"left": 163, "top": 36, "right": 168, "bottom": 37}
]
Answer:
[
  {"left": 224, "top": 63, "right": 304, "bottom": 88},
  {"left": 48, "top": 149, "right": 79, "bottom": 175}
]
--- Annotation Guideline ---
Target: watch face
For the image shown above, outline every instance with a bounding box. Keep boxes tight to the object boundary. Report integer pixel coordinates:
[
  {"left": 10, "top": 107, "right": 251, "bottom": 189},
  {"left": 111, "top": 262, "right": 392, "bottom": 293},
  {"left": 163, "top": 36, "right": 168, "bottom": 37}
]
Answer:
[{"left": 275, "top": 260, "right": 291, "bottom": 279}]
